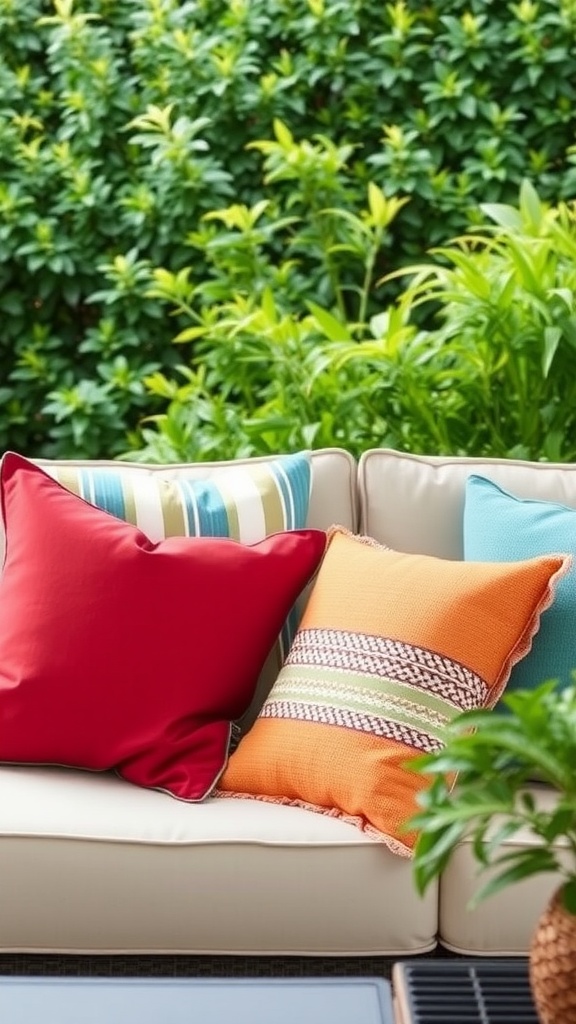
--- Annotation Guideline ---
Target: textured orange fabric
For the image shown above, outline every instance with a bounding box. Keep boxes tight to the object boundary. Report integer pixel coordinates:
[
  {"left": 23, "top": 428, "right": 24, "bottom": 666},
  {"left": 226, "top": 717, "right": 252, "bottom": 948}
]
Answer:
[
  {"left": 298, "top": 532, "right": 564, "bottom": 682},
  {"left": 219, "top": 528, "right": 569, "bottom": 854},
  {"left": 222, "top": 718, "right": 425, "bottom": 848}
]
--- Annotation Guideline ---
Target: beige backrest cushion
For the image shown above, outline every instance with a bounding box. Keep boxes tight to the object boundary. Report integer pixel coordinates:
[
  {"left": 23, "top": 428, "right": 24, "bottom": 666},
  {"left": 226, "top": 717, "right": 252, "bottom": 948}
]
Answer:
[
  {"left": 359, "top": 448, "right": 576, "bottom": 558},
  {"left": 304, "top": 447, "right": 358, "bottom": 530}
]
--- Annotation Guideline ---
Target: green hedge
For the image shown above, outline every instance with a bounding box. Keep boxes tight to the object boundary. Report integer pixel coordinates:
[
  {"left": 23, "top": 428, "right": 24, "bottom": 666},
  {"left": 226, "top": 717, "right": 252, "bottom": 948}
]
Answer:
[
  {"left": 125, "top": 182, "right": 576, "bottom": 464},
  {"left": 1, "top": 0, "right": 576, "bottom": 457}
]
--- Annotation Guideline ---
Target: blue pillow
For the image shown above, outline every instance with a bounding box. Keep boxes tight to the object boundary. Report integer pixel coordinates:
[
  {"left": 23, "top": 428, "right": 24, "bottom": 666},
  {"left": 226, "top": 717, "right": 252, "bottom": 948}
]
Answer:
[{"left": 464, "top": 474, "right": 576, "bottom": 695}]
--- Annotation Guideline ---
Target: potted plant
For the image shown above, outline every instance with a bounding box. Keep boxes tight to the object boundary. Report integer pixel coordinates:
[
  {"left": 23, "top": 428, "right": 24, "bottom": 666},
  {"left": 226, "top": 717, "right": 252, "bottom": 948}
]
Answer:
[{"left": 408, "top": 680, "right": 576, "bottom": 1024}]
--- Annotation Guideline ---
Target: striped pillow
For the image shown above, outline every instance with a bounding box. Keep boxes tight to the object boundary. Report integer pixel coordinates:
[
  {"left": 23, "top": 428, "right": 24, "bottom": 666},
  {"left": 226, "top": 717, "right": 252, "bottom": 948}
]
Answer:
[{"left": 39, "top": 453, "right": 311, "bottom": 544}]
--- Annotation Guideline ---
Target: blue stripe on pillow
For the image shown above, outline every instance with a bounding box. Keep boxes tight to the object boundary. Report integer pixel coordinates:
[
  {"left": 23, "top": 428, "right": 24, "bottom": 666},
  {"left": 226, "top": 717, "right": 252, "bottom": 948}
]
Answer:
[
  {"left": 272, "top": 453, "right": 311, "bottom": 531},
  {"left": 184, "top": 479, "right": 230, "bottom": 538},
  {"left": 81, "top": 468, "right": 126, "bottom": 520}
]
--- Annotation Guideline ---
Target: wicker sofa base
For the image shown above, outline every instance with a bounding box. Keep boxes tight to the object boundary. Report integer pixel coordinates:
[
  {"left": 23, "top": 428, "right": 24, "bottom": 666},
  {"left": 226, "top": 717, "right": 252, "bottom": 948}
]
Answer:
[{"left": 0, "top": 948, "right": 452, "bottom": 980}]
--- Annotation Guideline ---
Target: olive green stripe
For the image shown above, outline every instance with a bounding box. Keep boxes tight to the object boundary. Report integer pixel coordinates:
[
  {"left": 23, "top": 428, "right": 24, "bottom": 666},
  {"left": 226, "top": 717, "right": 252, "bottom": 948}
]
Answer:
[
  {"left": 159, "top": 480, "right": 187, "bottom": 537},
  {"left": 252, "top": 464, "right": 286, "bottom": 535},
  {"left": 267, "top": 691, "right": 448, "bottom": 743},
  {"left": 53, "top": 467, "right": 82, "bottom": 498},
  {"left": 270, "top": 668, "right": 456, "bottom": 741},
  {"left": 275, "top": 665, "right": 454, "bottom": 720},
  {"left": 271, "top": 686, "right": 451, "bottom": 734}
]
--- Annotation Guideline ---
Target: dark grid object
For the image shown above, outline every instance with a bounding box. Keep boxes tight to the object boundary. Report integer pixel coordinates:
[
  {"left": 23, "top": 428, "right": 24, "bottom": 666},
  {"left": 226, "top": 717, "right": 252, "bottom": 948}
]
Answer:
[
  {"left": 0, "top": 954, "right": 398, "bottom": 980},
  {"left": 392, "top": 958, "right": 539, "bottom": 1024},
  {"left": 0, "top": 947, "right": 458, "bottom": 981}
]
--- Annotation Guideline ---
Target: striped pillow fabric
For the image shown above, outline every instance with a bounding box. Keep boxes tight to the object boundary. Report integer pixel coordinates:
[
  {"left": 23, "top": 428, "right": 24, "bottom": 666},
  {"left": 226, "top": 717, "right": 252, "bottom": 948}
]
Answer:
[{"left": 39, "top": 452, "right": 311, "bottom": 543}]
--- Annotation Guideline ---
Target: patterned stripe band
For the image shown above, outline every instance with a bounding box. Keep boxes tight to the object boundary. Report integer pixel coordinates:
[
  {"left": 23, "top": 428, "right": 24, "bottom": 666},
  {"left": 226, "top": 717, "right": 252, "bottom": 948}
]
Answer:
[
  {"left": 285, "top": 628, "right": 488, "bottom": 710},
  {"left": 260, "top": 626, "right": 490, "bottom": 755},
  {"left": 260, "top": 699, "right": 444, "bottom": 753},
  {"left": 271, "top": 674, "right": 450, "bottom": 728}
]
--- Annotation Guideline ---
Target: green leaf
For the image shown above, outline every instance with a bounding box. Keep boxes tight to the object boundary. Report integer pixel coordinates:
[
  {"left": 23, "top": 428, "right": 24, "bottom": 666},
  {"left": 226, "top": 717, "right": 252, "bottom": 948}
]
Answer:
[
  {"left": 542, "top": 326, "right": 561, "bottom": 378},
  {"left": 458, "top": 94, "right": 477, "bottom": 119},
  {"left": 306, "top": 302, "right": 352, "bottom": 342},
  {"left": 369, "top": 312, "right": 390, "bottom": 338},
  {"left": 520, "top": 179, "right": 544, "bottom": 231},
  {"left": 539, "top": 805, "right": 576, "bottom": 843},
  {"left": 320, "top": 207, "right": 371, "bottom": 237},
  {"left": 562, "top": 880, "right": 576, "bottom": 914},
  {"left": 273, "top": 119, "right": 294, "bottom": 149},
  {"left": 173, "top": 326, "right": 209, "bottom": 343},
  {"left": 549, "top": 288, "right": 574, "bottom": 310},
  {"left": 479, "top": 203, "right": 523, "bottom": 231},
  {"left": 482, "top": 819, "right": 524, "bottom": 863},
  {"left": 367, "top": 182, "right": 387, "bottom": 226},
  {"left": 412, "top": 821, "right": 466, "bottom": 894},
  {"left": 261, "top": 286, "right": 277, "bottom": 324}
]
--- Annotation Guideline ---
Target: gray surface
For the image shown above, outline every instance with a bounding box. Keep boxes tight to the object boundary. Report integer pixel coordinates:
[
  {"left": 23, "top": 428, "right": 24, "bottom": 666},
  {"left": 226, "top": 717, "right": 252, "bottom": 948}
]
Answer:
[{"left": 0, "top": 975, "right": 394, "bottom": 1024}]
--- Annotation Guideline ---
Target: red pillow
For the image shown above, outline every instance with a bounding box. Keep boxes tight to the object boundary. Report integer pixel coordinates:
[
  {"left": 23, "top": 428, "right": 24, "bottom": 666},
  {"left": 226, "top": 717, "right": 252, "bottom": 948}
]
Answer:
[{"left": 0, "top": 453, "right": 326, "bottom": 799}]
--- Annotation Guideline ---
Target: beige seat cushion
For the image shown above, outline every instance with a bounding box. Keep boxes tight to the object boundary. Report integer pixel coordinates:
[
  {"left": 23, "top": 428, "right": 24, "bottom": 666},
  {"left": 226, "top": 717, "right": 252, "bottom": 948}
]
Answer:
[{"left": 0, "top": 765, "right": 437, "bottom": 956}]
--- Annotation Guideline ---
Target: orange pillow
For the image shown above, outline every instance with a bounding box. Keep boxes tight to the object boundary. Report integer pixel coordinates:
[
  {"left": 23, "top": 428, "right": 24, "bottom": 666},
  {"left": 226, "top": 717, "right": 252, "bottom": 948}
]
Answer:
[{"left": 218, "top": 527, "right": 569, "bottom": 855}]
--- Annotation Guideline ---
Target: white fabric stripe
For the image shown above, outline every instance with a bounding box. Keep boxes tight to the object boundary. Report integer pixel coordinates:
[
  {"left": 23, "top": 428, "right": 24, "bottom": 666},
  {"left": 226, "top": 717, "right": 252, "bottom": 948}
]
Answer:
[
  {"left": 217, "top": 467, "right": 267, "bottom": 544},
  {"left": 84, "top": 472, "right": 96, "bottom": 505},
  {"left": 176, "top": 480, "right": 198, "bottom": 536},
  {"left": 129, "top": 475, "right": 167, "bottom": 541}
]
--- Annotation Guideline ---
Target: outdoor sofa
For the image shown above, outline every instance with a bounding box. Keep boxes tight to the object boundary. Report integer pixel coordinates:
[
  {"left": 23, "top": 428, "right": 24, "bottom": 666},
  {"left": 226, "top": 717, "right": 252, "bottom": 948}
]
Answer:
[{"left": 0, "top": 446, "right": 571, "bottom": 960}]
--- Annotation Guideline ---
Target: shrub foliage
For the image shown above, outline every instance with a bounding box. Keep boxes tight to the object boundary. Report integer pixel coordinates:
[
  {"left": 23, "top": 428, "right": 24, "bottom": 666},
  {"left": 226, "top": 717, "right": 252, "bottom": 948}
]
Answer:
[
  {"left": 1, "top": 0, "right": 576, "bottom": 457},
  {"left": 127, "top": 182, "right": 576, "bottom": 463}
]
